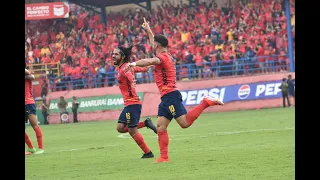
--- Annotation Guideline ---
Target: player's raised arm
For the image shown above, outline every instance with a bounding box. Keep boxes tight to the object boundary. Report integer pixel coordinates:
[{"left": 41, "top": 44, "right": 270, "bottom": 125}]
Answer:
[
  {"left": 125, "top": 34, "right": 169, "bottom": 71},
  {"left": 142, "top": 17, "right": 154, "bottom": 47}
]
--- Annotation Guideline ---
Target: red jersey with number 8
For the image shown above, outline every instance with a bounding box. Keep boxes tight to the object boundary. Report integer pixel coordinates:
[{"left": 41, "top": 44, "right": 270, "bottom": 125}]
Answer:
[{"left": 154, "top": 52, "right": 177, "bottom": 97}]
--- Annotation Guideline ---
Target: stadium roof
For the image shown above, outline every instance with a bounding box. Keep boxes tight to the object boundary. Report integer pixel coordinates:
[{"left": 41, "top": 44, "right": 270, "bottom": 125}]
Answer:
[{"left": 68, "top": 0, "right": 156, "bottom": 7}]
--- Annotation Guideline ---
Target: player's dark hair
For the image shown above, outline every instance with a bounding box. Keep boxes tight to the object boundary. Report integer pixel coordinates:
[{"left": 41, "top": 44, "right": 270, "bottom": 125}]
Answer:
[
  {"left": 154, "top": 34, "right": 168, "bottom": 47},
  {"left": 118, "top": 46, "right": 133, "bottom": 63}
]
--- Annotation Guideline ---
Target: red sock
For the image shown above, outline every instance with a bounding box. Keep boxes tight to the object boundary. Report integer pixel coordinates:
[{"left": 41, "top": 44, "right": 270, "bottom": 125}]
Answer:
[
  {"left": 132, "top": 132, "right": 150, "bottom": 154},
  {"left": 34, "top": 127, "right": 43, "bottom": 149},
  {"left": 138, "top": 121, "right": 145, "bottom": 128},
  {"left": 25, "top": 132, "right": 34, "bottom": 149},
  {"left": 186, "top": 101, "right": 209, "bottom": 127},
  {"left": 158, "top": 130, "right": 169, "bottom": 159},
  {"left": 123, "top": 122, "right": 145, "bottom": 132}
]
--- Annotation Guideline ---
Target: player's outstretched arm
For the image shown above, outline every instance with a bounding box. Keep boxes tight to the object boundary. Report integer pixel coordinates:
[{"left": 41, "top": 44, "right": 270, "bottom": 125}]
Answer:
[
  {"left": 127, "top": 57, "right": 160, "bottom": 70},
  {"left": 133, "top": 66, "right": 152, "bottom": 73},
  {"left": 124, "top": 58, "right": 160, "bottom": 72}
]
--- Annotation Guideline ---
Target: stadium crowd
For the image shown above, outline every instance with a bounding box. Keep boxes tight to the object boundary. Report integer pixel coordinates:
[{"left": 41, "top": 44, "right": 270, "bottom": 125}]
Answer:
[{"left": 25, "top": 0, "right": 295, "bottom": 91}]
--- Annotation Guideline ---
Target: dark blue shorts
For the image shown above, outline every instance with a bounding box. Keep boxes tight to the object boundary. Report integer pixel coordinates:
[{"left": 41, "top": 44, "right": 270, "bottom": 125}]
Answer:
[
  {"left": 25, "top": 104, "right": 36, "bottom": 123},
  {"left": 118, "top": 104, "right": 142, "bottom": 128},
  {"left": 158, "top": 90, "right": 187, "bottom": 121}
]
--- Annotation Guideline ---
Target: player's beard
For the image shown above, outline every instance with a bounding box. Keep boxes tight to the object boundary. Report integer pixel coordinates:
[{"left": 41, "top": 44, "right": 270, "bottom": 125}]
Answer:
[{"left": 113, "top": 58, "right": 121, "bottom": 66}]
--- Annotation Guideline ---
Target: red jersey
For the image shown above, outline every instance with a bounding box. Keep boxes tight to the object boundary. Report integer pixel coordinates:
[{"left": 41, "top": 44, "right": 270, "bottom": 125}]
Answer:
[
  {"left": 154, "top": 52, "right": 177, "bottom": 97},
  {"left": 117, "top": 63, "right": 149, "bottom": 107},
  {"left": 25, "top": 79, "right": 35, "bottom": 105}
]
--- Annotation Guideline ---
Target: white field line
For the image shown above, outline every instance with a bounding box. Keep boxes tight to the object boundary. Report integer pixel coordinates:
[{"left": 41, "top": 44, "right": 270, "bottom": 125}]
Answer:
[
  {"left": 32, "top": 128, "right": 293, "bottom": 154},
  {"left": 118, "top": 127, "right": 294, "bottom": 139}
]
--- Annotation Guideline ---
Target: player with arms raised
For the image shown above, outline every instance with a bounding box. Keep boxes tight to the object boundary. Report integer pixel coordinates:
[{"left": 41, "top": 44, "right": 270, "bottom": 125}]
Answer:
[
  {"left": 125, "top": 18, "right": 224, "bottom": 163},
  {"left": 112, "top": 46, "right": 157, "bottom": 158},
  {"left": 25, "top": 68, "right": 44, "bottom": 155}
]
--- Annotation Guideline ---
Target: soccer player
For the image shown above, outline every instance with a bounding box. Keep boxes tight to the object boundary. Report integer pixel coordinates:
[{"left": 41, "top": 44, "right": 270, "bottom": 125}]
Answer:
[
  {"left": 25, "top": 69, "right": 44, "bottom": 154},
  {"left": 112, "top": 46, "right": 157, "bottom": 158},
  {"left": 125, "top": 18, "right": 224, "bottom": 163}
]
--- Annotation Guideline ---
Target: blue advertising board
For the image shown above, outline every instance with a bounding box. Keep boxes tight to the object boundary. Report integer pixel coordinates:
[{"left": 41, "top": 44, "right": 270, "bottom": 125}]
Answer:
[{"left": 180, "top": 80, "right": 283, "bottom": 106}]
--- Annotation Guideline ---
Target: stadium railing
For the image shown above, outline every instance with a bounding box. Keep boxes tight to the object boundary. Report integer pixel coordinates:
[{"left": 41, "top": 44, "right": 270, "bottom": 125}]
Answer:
[
  {"left": 40, "top": 55, "right": 293, "bottom": 92},
  {"left": 27, "top": 62, "right": 61, "bottom": 79}
]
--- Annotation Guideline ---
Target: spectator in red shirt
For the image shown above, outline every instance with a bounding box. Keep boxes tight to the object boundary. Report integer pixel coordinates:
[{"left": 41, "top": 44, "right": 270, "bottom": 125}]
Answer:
[
  {"left": 33, "top": 45, "right": 41, "bottom": 58},
  {"left": 79, "top": 53, "right": 89, "bottom": 68},
  {"left": 41, "top": 53, "right": 51, "bottom": 72},
  {"left": 71, "top": 65, "right": 82, "bottom": 90},
  {"left": 81, "top": 67, "right": 89, "bottom": 89}
]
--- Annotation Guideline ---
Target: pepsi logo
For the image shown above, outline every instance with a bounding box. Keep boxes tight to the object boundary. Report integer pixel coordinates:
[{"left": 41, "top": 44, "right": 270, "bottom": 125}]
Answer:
[{"left": 238, "top": 85, "right": 251, "bottom": 99}]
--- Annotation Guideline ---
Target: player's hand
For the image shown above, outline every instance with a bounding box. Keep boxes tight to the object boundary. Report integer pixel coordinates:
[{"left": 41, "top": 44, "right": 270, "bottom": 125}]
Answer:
[
  {"left": 142, "top": 17, "right": 151, "bottom": 32},
  {"left": 145, "top": 66, "right": 152, "bottom": 71},
  {"left": 124, "top": 62, "right": 136, "bottom": 72}
]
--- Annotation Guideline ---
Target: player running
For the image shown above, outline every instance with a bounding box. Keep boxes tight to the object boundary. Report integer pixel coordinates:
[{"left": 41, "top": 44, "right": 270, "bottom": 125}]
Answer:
[
  {"left": 112, "top": 46, "right": 157, "bottom": 159},
  {"left": 125, "top": 18, "right": 224, "bottom": 163},
  {"left": 25, "top": 68, "right": 44, "bottom": 155}
]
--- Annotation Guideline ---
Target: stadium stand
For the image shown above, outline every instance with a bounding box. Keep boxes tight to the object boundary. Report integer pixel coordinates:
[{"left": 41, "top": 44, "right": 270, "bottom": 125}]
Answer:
[{"left": 25, "top": 0, "right": 295, "bottom": 92}]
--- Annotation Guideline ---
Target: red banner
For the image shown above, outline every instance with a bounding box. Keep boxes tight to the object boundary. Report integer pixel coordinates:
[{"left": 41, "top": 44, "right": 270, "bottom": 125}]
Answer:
[{"left": 25, "top": 2, "right": 70, "bottom": 20}]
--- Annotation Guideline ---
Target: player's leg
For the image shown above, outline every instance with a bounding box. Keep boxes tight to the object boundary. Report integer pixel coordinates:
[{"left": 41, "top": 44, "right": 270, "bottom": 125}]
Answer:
[
  {"left": 128, "top": 126, "right": 154, "bottom": 158},
  {"left": 27, "top": 104, "right": 44, "bottom": 154},
  {"left": 117, "top": 107, "right": 157, "bottom": 134},
  {"left": 25, "top": 115, "right": 36, "bottom": 153},
  {"left": 25, "top": 131, "right": 34, "bottom": 150},
  {"left": 144, "top": 117, "right": 157, "bottom": 134},
  {"left": 28, "top": 114, "right": 44, "bottom": 154},
  {"left": 175, "top": 96, "right": 224, "bottom": 128},
  {"left": 116, "top": 122, "right": 127, "bottom": 133},
  {"left": 117, "top": 119, "right": 155, "bottom": 133},
  {"left": 117, "top": 108, "right": 128, "bottom": 133},
  {"left": 117, "top": 123, "right": 154, "bottom": 158},
  {"left": 126, "top": 105, "right": 154, "bottom": 158},
  {"left": 154, "top": 100, "right": 173, "bottom": 163},
  {"left": 154, "top": 115, "right": 172, "bottom": 163}
]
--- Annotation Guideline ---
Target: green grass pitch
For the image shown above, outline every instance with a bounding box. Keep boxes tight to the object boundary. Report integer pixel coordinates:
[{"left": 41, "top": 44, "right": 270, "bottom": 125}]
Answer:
[{"left": 25, "top": 107, "right": 295, "bottom": 180}]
